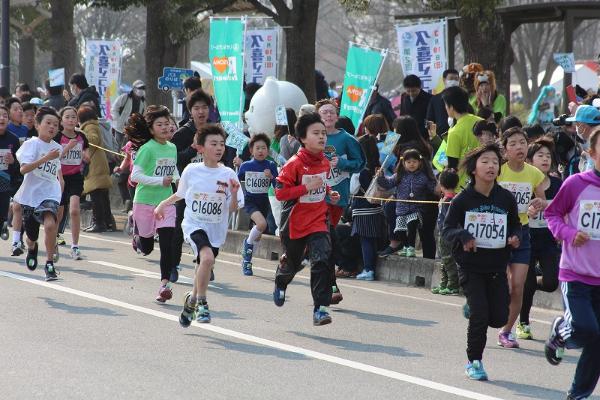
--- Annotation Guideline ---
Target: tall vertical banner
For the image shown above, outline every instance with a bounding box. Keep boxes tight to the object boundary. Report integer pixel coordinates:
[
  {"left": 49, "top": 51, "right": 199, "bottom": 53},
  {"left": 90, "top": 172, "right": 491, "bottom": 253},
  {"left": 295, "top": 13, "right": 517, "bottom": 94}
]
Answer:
[
  {"left": 244, "top": 29, "right": 278, "bottom": 84},
  {"left": 339, "top": 43, "right": 387, "bottom": 129},
  {"left": 396, "top": 20, "right": 447, "bottom": 93},
  {"left": 209, "top": 17, "right": 246, "bottom": 125},
  {"left": 85, "top": 40, "right": 122, "bottom": 119}
]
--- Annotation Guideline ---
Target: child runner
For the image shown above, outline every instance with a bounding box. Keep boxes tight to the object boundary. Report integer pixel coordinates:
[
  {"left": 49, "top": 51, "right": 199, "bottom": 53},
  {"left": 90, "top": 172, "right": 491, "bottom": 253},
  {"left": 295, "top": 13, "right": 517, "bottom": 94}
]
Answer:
[
  {"left": 114, "top": 132, "right": 139, "bottom": 236},
  {"left": 472, "top": 120, "right": 498, "bottom": 146},
  {"left": 496, "top": 126, "right": 547, "bottom": 348},
  {"left": 128, "top": 106, "right": 179, "bottom": 303},
  {"left": 0, "top": 105, "right": 20, "bottom": 241},
  {"left": 154, "top": 124, "right": 243, "bottom": 325},
  {"left": 238, "top": 133, "right": 278, "bottom": 276},
  {"left": 13, "top": 106, "right": 63, "bottom": 281},
  {"left": 517, "top": 137, "right": 561, "bottom": 340},
  {"left": 8, "top": 97, "right": 26, "bottom": 256},
  {"left": 544, "top": 127, "right": 600, "bottom": 400},
  {"left": 442, "top": 143, "right": 521, "bottom": 380},
  {"left": 274, "top": 112, "right": 340, "bottom": 326},
  {"left": 377, "top": 148, "right": 437, "bottom": 257},
  {"left": 432, "top": 169, "right": 460, "bottom": 295},
  {"left": 54, "top": 106, "right": 89, "bottom": 259}
]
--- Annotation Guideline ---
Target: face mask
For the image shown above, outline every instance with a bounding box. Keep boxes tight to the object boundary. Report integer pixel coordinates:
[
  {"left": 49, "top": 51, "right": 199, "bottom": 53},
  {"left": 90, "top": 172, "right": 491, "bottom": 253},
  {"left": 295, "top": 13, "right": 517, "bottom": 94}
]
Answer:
[
  {"left": 448, "top": 117, "right": 455, "bottom": 128},
  {"left": 134, "top": 89, "right": 145, "bottom": 97},
  {"left": 445, "top": 80, "right": 459, "bottom": 88}
]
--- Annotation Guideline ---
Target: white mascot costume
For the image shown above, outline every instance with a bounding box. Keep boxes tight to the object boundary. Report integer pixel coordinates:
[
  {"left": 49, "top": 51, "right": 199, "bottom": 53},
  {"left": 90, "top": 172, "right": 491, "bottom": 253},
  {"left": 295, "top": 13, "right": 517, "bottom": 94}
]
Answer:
[{"left": 244, "top": 77, "right": 308, "bottom": 235}]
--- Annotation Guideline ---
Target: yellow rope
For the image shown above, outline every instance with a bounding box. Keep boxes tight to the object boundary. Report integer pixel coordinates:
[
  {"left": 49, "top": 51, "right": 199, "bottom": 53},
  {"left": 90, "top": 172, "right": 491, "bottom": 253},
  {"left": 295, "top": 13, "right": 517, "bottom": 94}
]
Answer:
[
  {"left": 351, "top": 195, "right": 450, "bottom": 204},
  {"left": 89, "top": 143, "right": 126, "bottom": 158}
]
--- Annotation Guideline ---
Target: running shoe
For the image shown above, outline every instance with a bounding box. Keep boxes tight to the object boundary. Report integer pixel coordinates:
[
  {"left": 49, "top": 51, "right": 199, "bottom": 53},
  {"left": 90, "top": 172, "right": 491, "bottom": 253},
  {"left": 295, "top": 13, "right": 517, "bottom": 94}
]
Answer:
[
  {"left": 241, "top": 239, "right": 254, "bottom": 276},
  {"left": 170, "top": 265, "right": 179, "bottom": 283},
  {"left": 196, "top": 302, "right": 211, "bottom": 323},
  {"left": 313, "top": 306, "right": 332, "bottom": 326},
  {"left": 125, "top": 211, "right": 134, "bottom": 236},
  {"left": 210, "top": 268, "right": 215, "bottom": 282},
  {"left": 331, "top": 286, "right": 343, "bottom": 304},
  {"left": 11, "top": 242, "right": 24, "bottom": 256},
  {"left": 179, "top": 292, "right": 197, "bottom": 328},
  {"left": 56, "top": 233, "right": 66, "bottom": 246},
  {"left": 0, "top": 221, "right": 8, "bottom": 241},
  {"left": 53, "top": 243, "right": 60, "bottom": 263},
  {"left": 545, "top": 316, "right": 565, "bottom": 366},
  {"left": 498, "top": 331, "right": 520, "bottom": 348},
  {"left": 26, "top": 243, "right": 38, "bottom": 271},
  {"left": 462, "top": 303, "right": 470, "bottom": 319},
  {"left": 273, "top": 284, "right": 286, "bottom": 307},
  {"left": 156, "top": 285, "right": 173, "bottom": 303},
  {"left": 132, "top": 235, "right": 141, "bottom": 254},
  {"left": 406, "top": 246, "right": 416, "bottom": 257},
  {"left": 70, "top": 246, "right": 82, "bottom": 260},
  {"left": 516, "top": 322, "right": 533, "bottom": 340},
  {"left": 44, "top": 262, "right": 58, "bottom": 281},
  {"left": 465, "top": 360, "right": 488, "bottom": 381},
  {"left": 431, "top": 285, "right": 445, "bottom": 294},
  {"left": 355, "top": 270, "right": 375, "bottom": 281},
  {"left": 242, "top": 261, "right": 253, "bottom": 276},
  {"left": 439, "top": 287, "right": 460, "bottom": 296},
  {"left": 378, "top": 245, "right": 400, "bottom": 258}
]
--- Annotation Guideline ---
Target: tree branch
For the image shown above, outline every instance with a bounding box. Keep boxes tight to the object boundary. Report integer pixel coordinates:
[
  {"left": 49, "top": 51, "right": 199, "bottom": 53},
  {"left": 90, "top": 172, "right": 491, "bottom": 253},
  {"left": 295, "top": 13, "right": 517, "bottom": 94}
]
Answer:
[{"left": 245, "top": 0, "right": 281, "bottom": 21}]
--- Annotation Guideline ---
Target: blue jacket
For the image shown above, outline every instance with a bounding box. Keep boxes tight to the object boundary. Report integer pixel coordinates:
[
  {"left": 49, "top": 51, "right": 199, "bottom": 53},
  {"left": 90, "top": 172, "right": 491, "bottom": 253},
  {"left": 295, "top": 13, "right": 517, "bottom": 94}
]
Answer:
[{"left": 324, "top": 129, "right": 365, "bottom": 208}]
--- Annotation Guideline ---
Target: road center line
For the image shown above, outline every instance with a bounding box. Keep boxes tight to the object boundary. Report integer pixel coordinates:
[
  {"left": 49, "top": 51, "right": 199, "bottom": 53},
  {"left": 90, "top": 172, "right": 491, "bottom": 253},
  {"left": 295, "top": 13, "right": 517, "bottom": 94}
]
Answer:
[{"left": 0, "top": 270, "right": 505, "bottom": 400}]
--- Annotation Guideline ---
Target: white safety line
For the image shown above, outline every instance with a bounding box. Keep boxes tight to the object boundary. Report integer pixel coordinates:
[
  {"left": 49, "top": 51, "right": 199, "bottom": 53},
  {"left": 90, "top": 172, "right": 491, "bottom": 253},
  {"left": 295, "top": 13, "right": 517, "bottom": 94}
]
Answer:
[{"left": 0, "top": 270, "right": 506, "bottom": 400}]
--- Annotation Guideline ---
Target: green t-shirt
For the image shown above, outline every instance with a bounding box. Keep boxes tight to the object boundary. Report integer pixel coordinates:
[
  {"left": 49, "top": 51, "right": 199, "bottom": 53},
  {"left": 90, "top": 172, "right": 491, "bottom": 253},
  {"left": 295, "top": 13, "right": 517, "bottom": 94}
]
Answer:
[
  {"left": 268, "top": 139, "right": 281, "bottom": 197},
  {"left": 133, "top": 139, "right": 177, "bottom": 206},
  {"left": 446, "top": 113, "right": 482, "bottom": 191},
  {"left": 469, "top": 94, "right": 507, "bottom": 117}
]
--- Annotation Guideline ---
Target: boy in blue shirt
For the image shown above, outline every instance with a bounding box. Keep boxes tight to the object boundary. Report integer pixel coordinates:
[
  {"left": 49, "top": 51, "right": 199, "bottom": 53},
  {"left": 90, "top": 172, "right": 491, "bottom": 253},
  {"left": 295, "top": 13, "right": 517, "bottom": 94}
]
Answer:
[{"left": 238, "top": 133, "right": 278, "bottom": 276}]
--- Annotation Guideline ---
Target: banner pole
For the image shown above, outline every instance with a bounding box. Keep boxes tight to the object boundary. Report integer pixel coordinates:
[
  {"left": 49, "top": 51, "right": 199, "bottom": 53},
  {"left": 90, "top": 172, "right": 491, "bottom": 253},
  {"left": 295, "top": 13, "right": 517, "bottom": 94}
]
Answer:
[
  {"left": 356, "top": 48, "right": 388, "bottom": 128},
  {"left": 239, "top": 16, "right": 248, "bottom": 130}
]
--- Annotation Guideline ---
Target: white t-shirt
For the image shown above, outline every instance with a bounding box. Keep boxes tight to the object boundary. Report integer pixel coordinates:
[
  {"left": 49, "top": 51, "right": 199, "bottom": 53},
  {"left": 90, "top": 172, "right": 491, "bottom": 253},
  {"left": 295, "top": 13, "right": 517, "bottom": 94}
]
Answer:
[
  {"left": 14, "top": 137, "right": 62, "bottom": 207},
  {"left": 177, "top": 162, "right": 244, "bottom": 250}
]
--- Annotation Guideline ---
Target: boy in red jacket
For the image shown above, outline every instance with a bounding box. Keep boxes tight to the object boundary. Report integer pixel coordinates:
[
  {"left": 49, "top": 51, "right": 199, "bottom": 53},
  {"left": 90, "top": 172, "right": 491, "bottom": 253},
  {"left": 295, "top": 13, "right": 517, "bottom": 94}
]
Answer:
[{"left": 274, "top": 112, "right": 340, "bottom": 326}]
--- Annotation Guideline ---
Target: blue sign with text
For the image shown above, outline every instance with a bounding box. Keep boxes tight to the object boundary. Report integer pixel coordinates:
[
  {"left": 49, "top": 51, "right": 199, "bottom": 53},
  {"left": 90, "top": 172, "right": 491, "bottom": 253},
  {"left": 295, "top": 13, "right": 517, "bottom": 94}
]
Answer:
[{"left": 157, "top": 67, "right": 194, "bottom": 91}]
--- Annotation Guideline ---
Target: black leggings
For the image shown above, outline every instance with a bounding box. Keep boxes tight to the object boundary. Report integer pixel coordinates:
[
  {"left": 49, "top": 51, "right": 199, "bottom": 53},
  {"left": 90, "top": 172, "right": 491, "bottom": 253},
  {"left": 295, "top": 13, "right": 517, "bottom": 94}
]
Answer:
[
  {"left": 520, "top": 247, "right": 560, "bottom": 325},
  {"left": 138, "top": 227, "right": 175, "bottom": 281},
  {"left": 171, "top": 199, "right": 186, "bottom": 268},
  {"left": 418, "top": 204, "right": 437, "bottom": 259},
  {"left": 0, "top": 191, "right": 10, "bottom": 225},
  {"left": 398, "top": 219, "right": 419, "bottom": 248}
]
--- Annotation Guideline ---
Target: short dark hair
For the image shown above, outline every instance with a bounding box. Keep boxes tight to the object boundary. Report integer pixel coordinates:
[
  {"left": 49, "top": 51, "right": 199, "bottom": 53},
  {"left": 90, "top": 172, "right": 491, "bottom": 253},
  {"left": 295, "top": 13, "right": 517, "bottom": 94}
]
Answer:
[
  {"left": 0, "top": 86, "right": 10, "bottom": 99},
  {"left": 69, "top": 73, "right": 89, "bottom": 89},
  {"left": 295, "top": 112, "right": 324, "bottom": 145},
  {"left": 442, "top": 86, "right": 469, "bottom": 114},
  {"left": 186, "top": 89, "right": 212, "bottom": 110},
  {"left": 249, "top": 133, "right": 271, "bottom": 150},
  {"left": 22, "top": 102, "right": 37, "bottom": 113},
  {"left": 196, "top": 124, "right": 226, "bottom": 146},
  {"left": 443, "top": 69, "right": 459, "bottom": 79},
  {"left": 183, "top": 76, "right": 202, "bottom": 91},
  {"left": 44, "top": 79, "right": 63, "bottom": 96},
  {"left": 523, "top": 124, "right": 546, "bottom": 142},
  {"left": 473, "top": 120, "right": 497, "bottom": 138},
  {"left": 499, "top": 115, "right": 522, "bottom": 134},
  {"left": 439, "top": 169, "right": 459, "bottom": 190},
  {"left": 460, "top": 143, "right": 503, "bottom": 184},
  {"left": 77, "top": 105, "right": 98, "bottom": 124},
  {"left": 527, "top": 136, "right": 556, "bottom": 162},
  {"left": 363, "top": 114, "right": 389, "bottom": 136},
  {"left": 16, "top": 82, "right": 30, "bottom": 92},
  {"left": 501, "top": 126, "right": 528, "bottom": 147},
  {"left": 335, "top": 116, "right": 355, "bottom": 135},
  {"left": 403, "top": 74, "right": 421, "bottom": 89},
  {"left": 35, "top": 106, "right": 60, "bottom": 124},
  {"left": 6, "top": 97, "right": 21, "bottom": 110}
]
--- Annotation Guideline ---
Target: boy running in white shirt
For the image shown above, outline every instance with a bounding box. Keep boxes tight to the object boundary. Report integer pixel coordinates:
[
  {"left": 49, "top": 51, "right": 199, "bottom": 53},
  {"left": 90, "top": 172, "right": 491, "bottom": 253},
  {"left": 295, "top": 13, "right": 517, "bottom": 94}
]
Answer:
[
  {"left": 155, "top": 124, "right": 243, "bottom": 325},
  {"left": 13, "top": 106, "right": 63, "bottom": 280}
]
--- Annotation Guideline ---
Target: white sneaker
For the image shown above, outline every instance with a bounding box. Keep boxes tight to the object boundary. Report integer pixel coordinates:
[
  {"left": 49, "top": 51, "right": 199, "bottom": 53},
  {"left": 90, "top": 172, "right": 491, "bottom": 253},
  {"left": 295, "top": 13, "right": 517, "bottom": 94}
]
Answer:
[{"left": 71, "top": 247, "right": 82, "bottom": 260}]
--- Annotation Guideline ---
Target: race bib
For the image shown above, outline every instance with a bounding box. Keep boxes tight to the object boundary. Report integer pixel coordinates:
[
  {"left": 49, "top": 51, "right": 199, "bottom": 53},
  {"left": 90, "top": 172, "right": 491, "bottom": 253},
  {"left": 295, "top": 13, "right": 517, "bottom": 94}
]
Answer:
[
  {"left": 245, "top": 171, "right": 270, "bottom": 194},
  {"left": 153, "top": 158, "right": 176, "bottom": 177},
  {"left": 577, "top": 200, "right": 600, "bottom": 240},
  {"left": 190, "top": 192, "right": 225, "bottom": 224},
  {"left": 499, "top": 182, "right": 532, "bottom": 214},
  {"left": 190, "top": 153, "right": 203, "bottom": 164},
  {"left": 61, "top": 143, "right": 83, "bottom": 166},
  {"left": 34, "top": 157, "right": 60, "bottom": 182},
  {"left": 464, "top": 211, "right": 507, "bottom": 249},
  {"left": 326, "top": 166, "right": 349, "bottom": 187},
  {"left": 0, "top": 149, "right": 10, "bottom": 171},
  {"left": 529, "top": 199, "right": 552, "bottom": 229},
  {"left": 300, "top": 173, "right": 327, "bottom": 204}
]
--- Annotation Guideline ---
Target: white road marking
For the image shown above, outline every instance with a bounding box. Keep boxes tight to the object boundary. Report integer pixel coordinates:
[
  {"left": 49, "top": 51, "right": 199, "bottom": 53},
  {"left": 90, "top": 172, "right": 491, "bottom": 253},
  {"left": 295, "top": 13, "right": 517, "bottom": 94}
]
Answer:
[{"left": 0, "top": 269, "right": 506, "bottom": 400}]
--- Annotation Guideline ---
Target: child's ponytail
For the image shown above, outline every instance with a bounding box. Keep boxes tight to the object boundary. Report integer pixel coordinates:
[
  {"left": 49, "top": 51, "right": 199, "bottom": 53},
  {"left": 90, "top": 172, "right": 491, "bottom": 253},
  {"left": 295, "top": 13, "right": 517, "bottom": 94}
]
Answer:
[{"left": 123, "top": 113, "right": 152, "bottom": 150}]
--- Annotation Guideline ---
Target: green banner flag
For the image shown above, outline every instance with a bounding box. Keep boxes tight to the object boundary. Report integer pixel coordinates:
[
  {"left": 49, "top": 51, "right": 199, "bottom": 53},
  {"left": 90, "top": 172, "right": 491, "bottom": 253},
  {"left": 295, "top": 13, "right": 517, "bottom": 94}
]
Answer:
[
  {"left": 209, "top": 17, "right": 246, "bottom": 124},
  {"left": 339, "top": 43, "right": 387, "bottom": 130}
]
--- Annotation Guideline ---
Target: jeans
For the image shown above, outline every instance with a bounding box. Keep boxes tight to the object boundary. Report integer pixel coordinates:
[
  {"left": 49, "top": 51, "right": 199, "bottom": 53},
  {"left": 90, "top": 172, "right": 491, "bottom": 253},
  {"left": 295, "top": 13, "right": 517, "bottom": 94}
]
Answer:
[{"left": 360, "top": 236, "right": 377, "bottom": 272}]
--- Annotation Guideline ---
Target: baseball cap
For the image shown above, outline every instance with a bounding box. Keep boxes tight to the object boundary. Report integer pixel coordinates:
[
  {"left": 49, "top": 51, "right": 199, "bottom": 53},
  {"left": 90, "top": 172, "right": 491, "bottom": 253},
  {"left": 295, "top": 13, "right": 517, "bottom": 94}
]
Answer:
[
  {"left": 132, "top": 80, "right": 145, "bottom": 89},
  {"left": 566, "top": 105, "right": 600, "bottom": 124}
]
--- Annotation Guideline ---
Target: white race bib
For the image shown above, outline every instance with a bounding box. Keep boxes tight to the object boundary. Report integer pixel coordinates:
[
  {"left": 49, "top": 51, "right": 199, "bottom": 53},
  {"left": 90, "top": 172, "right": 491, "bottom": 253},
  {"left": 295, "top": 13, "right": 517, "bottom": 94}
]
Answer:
[
  {"left": 60, "top": 143, "right": 83, "bottom": 166},
  {"left": 153, "top": 158, "right": 176, "bottom": 177},
  {"left": 33, "top": 158, "right": 60, "bottom": 182},
  {"left": 499, "top": 182, "right": 532, "bottom": 214},
  {"left": 464, "top": 211, "right": 507, "bottom": 249},
  {"left": 326, "top": 166, "right": 349, "bottom": 187},
  {"left": 190, "top": 153, "right": 203, "bottom": 164},
  {"left": 577, "top": 200, "right": 600, "bottom": 240},
  {"left": 189, "top": 192, "right": 225, "bottom": 224},
  {"left": 300, "top": 173, "right": 327, "bottom": 204},
  {"left": 0, "top": 149, "right": 10, "bottom": 171},
  {"left": 530, "top": 199, "right": 552, "bottom": 229},
  {"left": 245, "top": 171, "right": 270, "bottom": 194}
]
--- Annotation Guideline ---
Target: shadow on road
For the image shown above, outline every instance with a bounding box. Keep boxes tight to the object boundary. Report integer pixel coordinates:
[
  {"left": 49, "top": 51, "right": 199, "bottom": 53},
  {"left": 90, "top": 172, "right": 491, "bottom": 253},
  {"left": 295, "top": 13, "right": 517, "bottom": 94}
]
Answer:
[
  {"left": 333, "top": 309, "right": 438, "bottom": 327},
  {"left": 38, "top": 296, "right": 126, "bottom": 317},
  {"left": 486, "top": 379, "right": 568, "bottom": 400},
  {"left": 59, "top": 266, "right": 134, "bottom": 281}
]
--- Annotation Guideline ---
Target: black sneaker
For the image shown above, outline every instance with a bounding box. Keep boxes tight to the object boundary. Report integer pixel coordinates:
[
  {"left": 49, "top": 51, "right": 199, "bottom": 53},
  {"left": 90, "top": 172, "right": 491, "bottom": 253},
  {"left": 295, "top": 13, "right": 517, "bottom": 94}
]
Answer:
[
  {"left": 26, "top": 243, "right": 38, "bottom": 271},
  {"left": 210, "top": 268, "right": 215, "bottom": 282},
  {"left": 179, "top": 292, "right": 197, "bottom": 328},
  {"left": 44, "top": 262, "right": 59, "bottom": 281},
  {"left": 11, "top": 242, "right": 24, "bottom": 256},
  {"left": 170, "top": 265, "right": 179, "bottom": 283},
  {"left": 0, "top": 221, "right": 8, "bottom": 241},
  {"left": 545, "top": 316, "right": 565, "bottom": 365},
  {"left": 378, "top": 245, "right": 400, "bottom": 258}
]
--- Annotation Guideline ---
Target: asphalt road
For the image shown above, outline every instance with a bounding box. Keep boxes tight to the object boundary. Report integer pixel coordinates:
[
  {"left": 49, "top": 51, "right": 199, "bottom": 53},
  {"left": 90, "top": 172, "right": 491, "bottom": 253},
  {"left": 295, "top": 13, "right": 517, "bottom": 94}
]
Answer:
[{"left": 1, "top": 229, "right": 598, "bottom": 400}]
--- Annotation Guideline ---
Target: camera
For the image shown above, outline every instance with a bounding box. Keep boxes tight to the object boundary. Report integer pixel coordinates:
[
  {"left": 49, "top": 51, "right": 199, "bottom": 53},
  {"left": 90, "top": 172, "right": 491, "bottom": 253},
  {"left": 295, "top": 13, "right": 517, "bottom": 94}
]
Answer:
[{"left": 552, "top": 114, "right": 572, "bottom": 127}]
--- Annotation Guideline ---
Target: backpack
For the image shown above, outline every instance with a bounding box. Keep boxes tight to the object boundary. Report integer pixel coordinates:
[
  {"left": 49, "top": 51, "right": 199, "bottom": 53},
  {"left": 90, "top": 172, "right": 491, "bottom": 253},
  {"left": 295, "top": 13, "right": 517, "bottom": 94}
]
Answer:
[{"left": 98, "top": 118, "right": 120, "bottom": 163}]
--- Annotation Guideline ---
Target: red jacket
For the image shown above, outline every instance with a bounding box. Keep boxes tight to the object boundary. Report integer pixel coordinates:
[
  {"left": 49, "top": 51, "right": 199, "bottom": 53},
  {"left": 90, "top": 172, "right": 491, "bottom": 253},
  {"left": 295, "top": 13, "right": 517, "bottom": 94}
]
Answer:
[{"left": 276, "top": 148, "right": 331, "bottom": 239}]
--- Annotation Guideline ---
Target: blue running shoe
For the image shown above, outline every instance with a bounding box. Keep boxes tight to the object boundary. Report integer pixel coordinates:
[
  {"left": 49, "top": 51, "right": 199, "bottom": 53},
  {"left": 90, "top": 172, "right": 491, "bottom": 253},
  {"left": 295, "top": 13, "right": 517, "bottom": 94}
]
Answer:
[
  {"left": 196, "top": 302, "right": 211, "bottom": 323},
  {"left": 465, "top": 360, "right": 488, "bottom": 381},
  {"left": 462, "top": 303, "right": 470, "bottom": 319},
  {"left": 313, "top": 306, "right": 332, "bottom": 326},
  {"left": 273, "top": 284, "right": 286, "bottom": 307},
  {"left": 242, "top": 261, "right": 253, "bottom": 276},
  {"left": 241, "top": 240, "right": 254, "bottom": 276}
]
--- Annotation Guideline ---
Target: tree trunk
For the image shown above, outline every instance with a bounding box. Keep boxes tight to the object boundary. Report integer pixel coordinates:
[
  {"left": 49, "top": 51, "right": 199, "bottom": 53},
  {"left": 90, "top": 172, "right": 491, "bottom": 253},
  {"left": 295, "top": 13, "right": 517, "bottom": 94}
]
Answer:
[
  {"left": 145, "top": 0, "right": 183, "bottom": 107},
  {"left": 49, "top": 0, "right": 77, "bottom": 81},
  {"left": 18, "top": 36, "right": 34, "bottom": 86},
  {"left": 282, "top": 0, "right": 319, "bottom": 103}
]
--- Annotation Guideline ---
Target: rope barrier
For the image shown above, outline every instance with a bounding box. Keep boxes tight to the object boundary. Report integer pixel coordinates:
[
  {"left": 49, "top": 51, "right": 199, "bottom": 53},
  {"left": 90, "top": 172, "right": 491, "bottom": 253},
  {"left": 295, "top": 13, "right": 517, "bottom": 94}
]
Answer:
[
  {"left": 89, "top": 143, "right": 126, "bottom": 158},
  {"left": 351, "top": 195, "right": 450, "bottom": 204}
]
